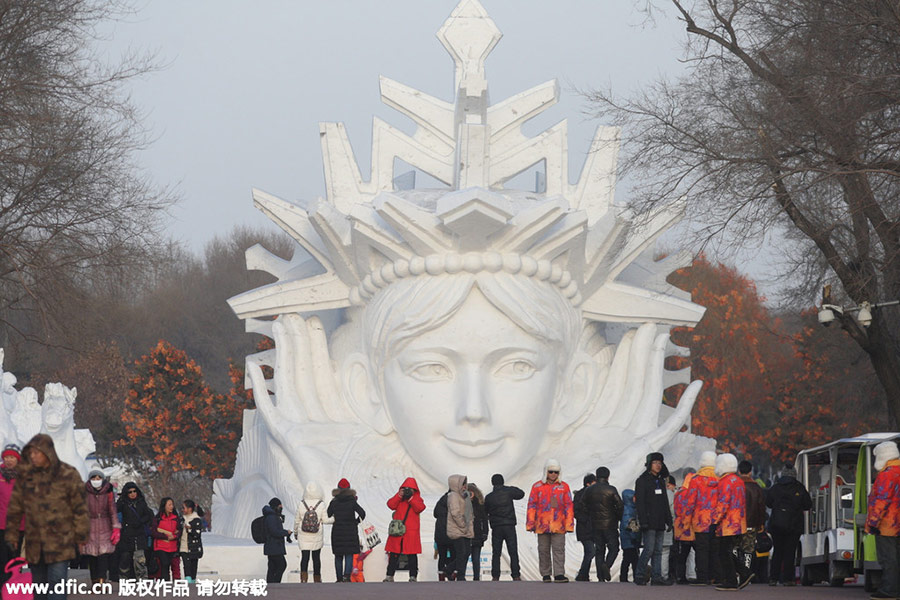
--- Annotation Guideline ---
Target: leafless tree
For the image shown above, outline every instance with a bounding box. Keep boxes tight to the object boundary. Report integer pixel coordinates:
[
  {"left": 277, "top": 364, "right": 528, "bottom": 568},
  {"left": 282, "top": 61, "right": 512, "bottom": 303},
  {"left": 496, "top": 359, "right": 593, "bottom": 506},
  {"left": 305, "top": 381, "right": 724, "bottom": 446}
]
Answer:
[
  {"left": 0, "top": 0, "right": 173, "bottom": 358},
  {"left": 587, "top": 0, "right": 900, "bottom": 425}
]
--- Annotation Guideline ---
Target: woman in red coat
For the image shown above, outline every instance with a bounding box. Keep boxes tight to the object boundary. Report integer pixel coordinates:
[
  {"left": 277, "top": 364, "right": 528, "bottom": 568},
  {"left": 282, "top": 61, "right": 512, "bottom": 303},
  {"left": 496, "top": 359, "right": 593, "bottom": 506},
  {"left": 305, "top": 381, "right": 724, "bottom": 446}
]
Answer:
[{"left": 383, "top": 477, "right": 425, "bottom": 582}]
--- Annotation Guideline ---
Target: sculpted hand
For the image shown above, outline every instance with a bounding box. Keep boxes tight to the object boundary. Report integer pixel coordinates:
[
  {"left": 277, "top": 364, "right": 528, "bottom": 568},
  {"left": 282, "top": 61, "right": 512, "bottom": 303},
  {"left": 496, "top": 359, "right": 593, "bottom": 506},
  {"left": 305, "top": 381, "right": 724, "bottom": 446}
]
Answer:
[{"left": 579, "top": 324, "right": 703, "bottom": 484}]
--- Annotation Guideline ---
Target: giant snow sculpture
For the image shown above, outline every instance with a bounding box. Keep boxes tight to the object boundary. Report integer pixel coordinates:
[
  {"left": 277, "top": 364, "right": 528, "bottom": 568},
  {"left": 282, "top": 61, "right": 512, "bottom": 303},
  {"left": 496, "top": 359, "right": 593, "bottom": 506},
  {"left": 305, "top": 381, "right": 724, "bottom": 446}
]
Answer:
[{"left": 213, "top": 0, "right": 714, "bottom": 578}]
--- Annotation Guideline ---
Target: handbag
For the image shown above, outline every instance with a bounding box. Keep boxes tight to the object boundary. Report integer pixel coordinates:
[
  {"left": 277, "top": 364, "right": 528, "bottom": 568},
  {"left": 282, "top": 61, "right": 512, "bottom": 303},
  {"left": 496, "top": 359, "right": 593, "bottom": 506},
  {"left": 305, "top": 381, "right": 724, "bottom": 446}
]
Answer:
[
  {"left": 3, "top": 557, "right": 32, "bottom": 600},
  {"left": 388, "top": 504, "right": 411, "bottom": 537},
  {"left": 358, "top": 519, "right": 381, "bottom": 550}
]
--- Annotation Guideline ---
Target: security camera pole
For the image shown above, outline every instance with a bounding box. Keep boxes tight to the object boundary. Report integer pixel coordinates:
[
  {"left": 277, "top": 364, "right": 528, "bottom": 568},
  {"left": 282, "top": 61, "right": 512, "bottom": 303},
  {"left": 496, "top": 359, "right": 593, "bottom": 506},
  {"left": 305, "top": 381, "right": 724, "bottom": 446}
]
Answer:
[{"left": 818, "top": 284, "right": 900, "bottom": 330}]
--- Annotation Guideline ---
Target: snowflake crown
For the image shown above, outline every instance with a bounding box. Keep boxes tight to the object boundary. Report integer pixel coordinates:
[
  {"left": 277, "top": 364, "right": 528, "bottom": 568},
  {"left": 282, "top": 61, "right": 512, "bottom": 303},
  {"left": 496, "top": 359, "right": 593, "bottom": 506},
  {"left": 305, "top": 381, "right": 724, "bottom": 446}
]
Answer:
[{"left": 228, "top": 0, "right": 703, "bottom": 331}]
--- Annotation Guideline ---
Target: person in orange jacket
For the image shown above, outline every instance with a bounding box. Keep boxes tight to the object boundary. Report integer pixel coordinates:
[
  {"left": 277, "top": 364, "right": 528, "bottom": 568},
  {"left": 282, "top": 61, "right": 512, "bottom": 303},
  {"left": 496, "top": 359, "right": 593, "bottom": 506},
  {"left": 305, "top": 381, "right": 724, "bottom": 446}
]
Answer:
[
  {"left": 712, "top": 453, "right": 748, "bottom": 591},
  {"left": 867, "top": 441, "right": 900, "bottom": 599},
  {"left": 673, "top": 470, "right": 696, "bottom": 584},
  {"left": 685, "top": 450, "right": 718, "bottom": 585},
  {"left": 526, "top": 458, "right": 573, "bottom": 583}
]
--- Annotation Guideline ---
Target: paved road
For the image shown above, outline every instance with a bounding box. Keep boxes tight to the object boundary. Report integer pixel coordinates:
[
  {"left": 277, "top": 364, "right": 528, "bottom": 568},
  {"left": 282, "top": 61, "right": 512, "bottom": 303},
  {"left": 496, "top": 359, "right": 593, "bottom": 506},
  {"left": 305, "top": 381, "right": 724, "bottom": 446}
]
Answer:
[{"left": 68, "top": 581, "right": 873, "bottom": 599}]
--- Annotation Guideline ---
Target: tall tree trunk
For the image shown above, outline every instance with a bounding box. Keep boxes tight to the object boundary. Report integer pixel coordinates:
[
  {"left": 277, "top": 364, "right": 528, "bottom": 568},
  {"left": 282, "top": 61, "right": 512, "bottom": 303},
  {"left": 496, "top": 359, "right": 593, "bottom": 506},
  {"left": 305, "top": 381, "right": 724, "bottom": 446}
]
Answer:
[{"left": 868, "top": 323, "right": 900, "bottom": 429}]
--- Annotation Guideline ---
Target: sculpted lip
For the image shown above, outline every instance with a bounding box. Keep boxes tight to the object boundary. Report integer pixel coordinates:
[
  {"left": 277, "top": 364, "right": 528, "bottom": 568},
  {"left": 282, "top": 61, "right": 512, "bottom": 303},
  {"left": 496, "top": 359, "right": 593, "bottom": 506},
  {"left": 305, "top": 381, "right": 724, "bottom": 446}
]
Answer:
[{"left": 443, "top": 434, "right": 505, "bottom": 458}]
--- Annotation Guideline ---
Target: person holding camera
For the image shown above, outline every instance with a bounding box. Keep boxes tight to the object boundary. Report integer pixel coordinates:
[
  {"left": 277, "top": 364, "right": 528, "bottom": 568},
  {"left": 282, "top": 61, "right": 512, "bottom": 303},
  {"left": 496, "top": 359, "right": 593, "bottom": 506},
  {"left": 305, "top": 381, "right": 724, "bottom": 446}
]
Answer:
[{"left": 383, "top": 478, "right": 425, "bottom": 582}]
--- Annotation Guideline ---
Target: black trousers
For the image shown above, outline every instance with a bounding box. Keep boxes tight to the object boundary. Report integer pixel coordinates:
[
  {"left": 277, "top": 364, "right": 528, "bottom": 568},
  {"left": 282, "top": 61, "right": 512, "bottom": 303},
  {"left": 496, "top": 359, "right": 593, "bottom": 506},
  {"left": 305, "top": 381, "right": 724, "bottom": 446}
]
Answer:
[
  {"left": 87, "top": 554, "right": 110, "bottom": 580},
  {"left": 471, "top": 543, "right": 486, "bottom": 580},
  {"left": 182, "top": 556, "right": 198, "bottom": 579},
  {"left": 154, "top": 550, "right": 175, "bottom": 581},
  {"left": 620, "top": 547, "right": 639, "bottom": 581},
  {"left": 386, "top": 553, "right": 418, "bottom": 577},
  {"left": 300, "top": 549, "right": 321, "bottom": 575},
  {"left": 769, "top": 532, "right": 800, "bottom": 584},
  {"left": 490, "top": 525, "right": 520, "bottom": 579},
  {"left": 452, "top": 538, "right": 472, "bottom": 580},
  {"left": 716, "top": 535, "right": 740, "bottom": 587},
  {"left": 693, "top": 532, "right": 719, "bottom": 583},
  {"left": 266, "top": 554, "right": 286, "bottom": 583},
  {"left": 673, "top": 540, "right": 693, "bottom": 582},
  {"left": 593, "top": 528, "right": 620, "bottom": 577},
  {"left": 436, "top": 542, "right": 454, "bottom": 578}
]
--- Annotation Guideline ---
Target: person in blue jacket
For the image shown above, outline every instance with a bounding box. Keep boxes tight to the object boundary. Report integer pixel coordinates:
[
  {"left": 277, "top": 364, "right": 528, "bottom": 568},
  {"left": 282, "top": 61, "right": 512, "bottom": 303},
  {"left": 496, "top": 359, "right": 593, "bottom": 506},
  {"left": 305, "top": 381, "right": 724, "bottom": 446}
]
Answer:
[{"left": 619, "top": 489, "right": 642, "bottom": 582}]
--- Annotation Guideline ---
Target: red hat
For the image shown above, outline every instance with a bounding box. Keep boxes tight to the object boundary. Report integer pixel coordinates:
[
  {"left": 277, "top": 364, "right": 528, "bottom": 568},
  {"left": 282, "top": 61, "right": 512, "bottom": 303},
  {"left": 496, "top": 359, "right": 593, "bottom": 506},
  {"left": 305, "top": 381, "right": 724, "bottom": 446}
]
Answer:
[
  {"left": 2, "top": 444, "right": 21, "bottom": 461},
  {"left": 338, "top": 478, "right": 350, "bottom": 489}
]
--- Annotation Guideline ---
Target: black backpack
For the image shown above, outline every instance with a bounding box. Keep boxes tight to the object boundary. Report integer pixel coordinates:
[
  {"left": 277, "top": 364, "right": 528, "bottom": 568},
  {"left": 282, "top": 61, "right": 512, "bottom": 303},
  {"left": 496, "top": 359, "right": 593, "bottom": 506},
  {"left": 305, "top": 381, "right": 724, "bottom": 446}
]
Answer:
[{"left": 251, "top": 515, "right": 267, "bottom": 544}]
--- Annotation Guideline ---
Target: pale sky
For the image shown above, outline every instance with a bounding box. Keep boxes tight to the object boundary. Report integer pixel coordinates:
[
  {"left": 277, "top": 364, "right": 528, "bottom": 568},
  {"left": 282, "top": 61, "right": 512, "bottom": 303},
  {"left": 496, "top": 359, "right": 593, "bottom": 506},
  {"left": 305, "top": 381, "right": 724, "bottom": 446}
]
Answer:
[{"left": 101, "top": 1, "right": 783, "bottom": 298}]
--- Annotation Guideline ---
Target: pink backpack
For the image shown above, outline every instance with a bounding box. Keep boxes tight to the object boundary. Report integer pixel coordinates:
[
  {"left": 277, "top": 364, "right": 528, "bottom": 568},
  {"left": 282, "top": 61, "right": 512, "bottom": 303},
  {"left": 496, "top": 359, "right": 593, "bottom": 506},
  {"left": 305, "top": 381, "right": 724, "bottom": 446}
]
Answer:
[{"left": 3, "top": 558, "right": 32, "bottom": 600}]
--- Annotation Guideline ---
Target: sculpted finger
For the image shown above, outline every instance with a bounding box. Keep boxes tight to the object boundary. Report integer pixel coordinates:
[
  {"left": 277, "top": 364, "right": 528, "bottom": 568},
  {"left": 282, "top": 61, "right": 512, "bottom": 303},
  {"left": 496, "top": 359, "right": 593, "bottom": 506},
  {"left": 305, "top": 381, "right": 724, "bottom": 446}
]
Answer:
[
  {"left": 601, "top": 330, "right": 635, "bottom": 428},
  {"left": 246, "top": 357, "right": 297, "bottom": 432},
  {"left": 307, "top": 316, "right": 348, "bottom": 420},
  {"left": 628, "top": 332, "right": 669, "bottom": 435},
  {"left": 645, "top": 379, "right": 703, "bottom": 450},
  {"left": 608, "top": 325, "right": 654, "bottom": 428},
  {"left": 282, "top": 313, "right": 326, "bottom": 421}
]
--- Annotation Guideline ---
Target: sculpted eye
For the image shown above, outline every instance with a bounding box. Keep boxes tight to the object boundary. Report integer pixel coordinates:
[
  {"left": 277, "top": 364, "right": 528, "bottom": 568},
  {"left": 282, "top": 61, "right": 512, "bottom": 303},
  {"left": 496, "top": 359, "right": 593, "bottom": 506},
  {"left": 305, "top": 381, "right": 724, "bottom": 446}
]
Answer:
[
  {"left": 409, "top": 363, "right": 452, "bottom": 381},
  {"left": 494, "top": 359, "right": 536, "bottom": 380}
]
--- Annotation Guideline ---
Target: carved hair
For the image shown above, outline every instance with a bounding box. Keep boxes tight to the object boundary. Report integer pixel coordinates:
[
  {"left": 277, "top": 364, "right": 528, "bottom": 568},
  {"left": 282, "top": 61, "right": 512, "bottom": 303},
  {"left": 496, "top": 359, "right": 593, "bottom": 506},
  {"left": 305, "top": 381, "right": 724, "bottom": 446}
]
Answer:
[{"left": 363, "top": 270, "right": 581, "bottom": 375}]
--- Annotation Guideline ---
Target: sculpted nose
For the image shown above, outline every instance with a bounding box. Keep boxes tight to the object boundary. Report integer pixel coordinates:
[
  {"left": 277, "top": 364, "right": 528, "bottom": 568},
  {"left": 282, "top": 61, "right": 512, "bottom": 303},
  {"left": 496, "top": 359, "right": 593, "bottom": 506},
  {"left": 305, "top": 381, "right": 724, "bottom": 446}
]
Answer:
[{"left": 457, "top": 367, "right": 490, "bottom": 425}]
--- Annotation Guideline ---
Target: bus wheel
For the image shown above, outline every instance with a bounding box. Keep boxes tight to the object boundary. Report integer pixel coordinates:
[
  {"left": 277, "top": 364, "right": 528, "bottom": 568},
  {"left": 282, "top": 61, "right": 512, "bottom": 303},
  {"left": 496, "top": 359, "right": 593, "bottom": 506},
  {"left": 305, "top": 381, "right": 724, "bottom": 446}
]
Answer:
[{"left": 827, "top": 558, "right": 844, "bottom": 587}]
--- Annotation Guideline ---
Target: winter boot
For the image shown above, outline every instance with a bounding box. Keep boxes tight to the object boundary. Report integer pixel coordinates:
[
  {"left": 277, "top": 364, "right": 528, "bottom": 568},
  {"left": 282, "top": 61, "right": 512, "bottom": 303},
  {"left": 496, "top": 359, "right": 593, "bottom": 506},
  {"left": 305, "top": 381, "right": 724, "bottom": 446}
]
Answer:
[
  {"left": 301, "top": 572, "right": 308, "bottom": 583},
  {"left": 313, "top": 574, "right": 322, "bottom": 583}
]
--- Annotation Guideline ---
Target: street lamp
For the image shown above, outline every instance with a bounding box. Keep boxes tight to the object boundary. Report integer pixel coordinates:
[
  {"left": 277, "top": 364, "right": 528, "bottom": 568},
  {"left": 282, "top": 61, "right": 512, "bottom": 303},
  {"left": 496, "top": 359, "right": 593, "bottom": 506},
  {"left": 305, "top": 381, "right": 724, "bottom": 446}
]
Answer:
[{"left": 818, "top": 285, "right": 900, "bottom": 328}]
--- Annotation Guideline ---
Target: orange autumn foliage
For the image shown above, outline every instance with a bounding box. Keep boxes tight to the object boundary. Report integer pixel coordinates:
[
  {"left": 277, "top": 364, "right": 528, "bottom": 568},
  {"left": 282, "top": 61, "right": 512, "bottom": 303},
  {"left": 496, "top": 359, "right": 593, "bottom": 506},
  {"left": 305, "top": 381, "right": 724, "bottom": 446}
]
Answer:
[
  {"left": 118, "top": 340, "right": 250, "bottom": 480},
  {"left": 665, "top": 256, "right": 888, "bottom": 468}
]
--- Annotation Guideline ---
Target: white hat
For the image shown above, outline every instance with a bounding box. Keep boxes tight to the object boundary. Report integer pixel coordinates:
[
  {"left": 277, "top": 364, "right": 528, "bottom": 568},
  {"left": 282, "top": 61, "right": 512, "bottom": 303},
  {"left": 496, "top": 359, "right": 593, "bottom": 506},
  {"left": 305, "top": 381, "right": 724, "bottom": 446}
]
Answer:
[
  {"left": 543, "top": 458, "right": 561, "bottom": 483},
  {"left": 699, "top": 451, "right": 717, "bottom": 469},
  {"left": 715, "top": 453, "right": 738, "bottom": 477},
  {"left": 874, "top": 441, "right": 900, "bottom": 472}
]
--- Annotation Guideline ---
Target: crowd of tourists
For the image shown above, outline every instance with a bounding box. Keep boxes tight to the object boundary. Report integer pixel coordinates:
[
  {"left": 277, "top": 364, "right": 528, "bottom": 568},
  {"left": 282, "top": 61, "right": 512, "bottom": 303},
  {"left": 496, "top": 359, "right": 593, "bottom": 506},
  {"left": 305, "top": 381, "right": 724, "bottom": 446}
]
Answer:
[
  {"left": 3, "top": 431, "right": 900, "bottom": 600},
  {"left": 0, "top": 434, "right": 206, "bottom": 600},
  {"left": 257, "top": 450, "right": 832, "bottom": 591}
]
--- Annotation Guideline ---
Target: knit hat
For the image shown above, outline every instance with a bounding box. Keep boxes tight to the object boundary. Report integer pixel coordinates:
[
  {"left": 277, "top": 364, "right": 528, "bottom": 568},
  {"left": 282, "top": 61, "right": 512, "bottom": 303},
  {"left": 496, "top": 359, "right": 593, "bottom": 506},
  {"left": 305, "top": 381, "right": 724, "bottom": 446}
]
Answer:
[
  {"left": 88, "top": 468, "right": 105, "bottom": 480},
  {"left": 699, "top": 451, "right": 717, "bottom": 469},
  {"left": 1, "top": 444, "right": 21, "bottom": 461},
  {"left": 491, "top": 473, "right": 504, "bottom": 486},
  {"left": 337, "top": 478, "right": 350, "bottom": 489},
  {"left": 874, "top": 441, "right": 900, "bottom": 471},
  {"left": 715, "top": 453, "right": 738, "bottom": 477},
  {"left": 781, "top": 466, "right": 797, "bottom": 479}
]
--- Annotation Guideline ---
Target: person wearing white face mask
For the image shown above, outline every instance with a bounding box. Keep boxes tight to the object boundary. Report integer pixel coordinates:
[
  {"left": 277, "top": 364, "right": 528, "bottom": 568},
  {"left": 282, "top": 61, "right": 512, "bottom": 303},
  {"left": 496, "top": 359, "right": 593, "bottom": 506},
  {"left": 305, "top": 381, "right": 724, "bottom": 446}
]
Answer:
[{"left": 80, "top": 469, "right": 120, "bottom": 585}]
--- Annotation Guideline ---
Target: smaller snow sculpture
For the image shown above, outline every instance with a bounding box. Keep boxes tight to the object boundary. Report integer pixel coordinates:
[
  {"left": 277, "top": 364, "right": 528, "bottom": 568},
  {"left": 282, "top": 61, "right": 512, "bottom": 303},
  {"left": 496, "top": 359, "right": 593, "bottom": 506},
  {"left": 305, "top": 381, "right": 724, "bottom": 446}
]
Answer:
[{"left": 40, "top": 383, "right": 89, "bottom": 479}]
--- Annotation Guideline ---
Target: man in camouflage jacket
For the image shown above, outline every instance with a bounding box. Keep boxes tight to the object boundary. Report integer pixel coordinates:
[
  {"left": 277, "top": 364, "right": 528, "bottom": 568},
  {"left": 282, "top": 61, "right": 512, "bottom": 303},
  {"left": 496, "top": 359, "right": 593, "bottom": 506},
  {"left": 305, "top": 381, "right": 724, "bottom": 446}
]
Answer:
[{"left": 5, "top": 434, "right": 89, "bottom": 597}]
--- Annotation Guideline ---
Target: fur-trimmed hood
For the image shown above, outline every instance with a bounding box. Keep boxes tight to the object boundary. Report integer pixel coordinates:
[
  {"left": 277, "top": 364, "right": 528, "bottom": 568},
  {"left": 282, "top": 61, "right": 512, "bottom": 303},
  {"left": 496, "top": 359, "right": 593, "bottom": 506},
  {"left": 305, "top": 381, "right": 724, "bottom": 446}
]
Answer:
[{"left": 542, "top": 458, "right": 562, "bottom": 483}]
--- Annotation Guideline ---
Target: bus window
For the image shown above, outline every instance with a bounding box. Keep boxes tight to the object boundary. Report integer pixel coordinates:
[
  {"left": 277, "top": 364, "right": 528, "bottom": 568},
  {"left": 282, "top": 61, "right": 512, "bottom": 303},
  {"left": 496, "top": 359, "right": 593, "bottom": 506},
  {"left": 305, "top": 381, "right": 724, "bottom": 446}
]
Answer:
[{"left": 839, "top": 486, "right": 854, "bottom": 526}]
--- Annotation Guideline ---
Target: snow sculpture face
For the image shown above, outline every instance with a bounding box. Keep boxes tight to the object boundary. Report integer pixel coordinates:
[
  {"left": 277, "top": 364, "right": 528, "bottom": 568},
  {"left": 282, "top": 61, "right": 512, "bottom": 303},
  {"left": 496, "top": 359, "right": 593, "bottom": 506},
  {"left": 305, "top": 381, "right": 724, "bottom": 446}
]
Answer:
[{"left": 361, "top": 275, "right": 586, "bottom": 482}]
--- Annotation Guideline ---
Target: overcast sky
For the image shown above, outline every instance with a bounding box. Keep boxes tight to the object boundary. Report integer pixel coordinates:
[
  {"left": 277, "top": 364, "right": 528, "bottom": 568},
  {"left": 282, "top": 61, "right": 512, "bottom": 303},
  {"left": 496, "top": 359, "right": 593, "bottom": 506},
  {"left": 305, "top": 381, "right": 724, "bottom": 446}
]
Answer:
[{"left": 100, "top": 1, "right": 783, "bottom": 297}]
